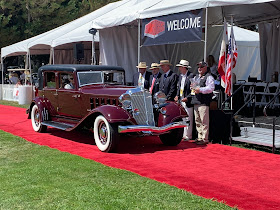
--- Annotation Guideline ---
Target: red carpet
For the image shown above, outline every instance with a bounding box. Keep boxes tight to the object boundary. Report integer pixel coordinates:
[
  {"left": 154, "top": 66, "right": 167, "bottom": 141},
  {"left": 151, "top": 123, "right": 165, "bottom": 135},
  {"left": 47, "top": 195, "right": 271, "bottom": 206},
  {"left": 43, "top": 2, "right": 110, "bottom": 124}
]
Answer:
[{"left": 1, "top": 104, "right": 280, "bottom": 209}]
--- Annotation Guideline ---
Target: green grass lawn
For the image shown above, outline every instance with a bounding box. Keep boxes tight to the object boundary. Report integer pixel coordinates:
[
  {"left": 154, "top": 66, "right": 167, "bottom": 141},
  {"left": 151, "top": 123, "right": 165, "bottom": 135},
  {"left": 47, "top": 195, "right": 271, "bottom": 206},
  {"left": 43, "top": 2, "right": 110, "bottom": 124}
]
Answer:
[
  {"left": 0, "top": 100, "right": 29, "bottom": 109},
  {"left": 0, "top": 130, "right": 234, "bottom": 209}
]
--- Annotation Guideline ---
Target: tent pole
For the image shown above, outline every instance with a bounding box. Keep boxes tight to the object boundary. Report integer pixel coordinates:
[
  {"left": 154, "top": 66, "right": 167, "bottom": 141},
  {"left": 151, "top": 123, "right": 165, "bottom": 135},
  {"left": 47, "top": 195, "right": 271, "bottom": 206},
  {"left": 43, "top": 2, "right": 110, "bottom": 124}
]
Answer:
[
  {"left": 137, "top": 19, "right": 141, "bottom": 64},
  {"left": 49, "top": 48, "right": 53, "bottom": 64},
  {"left": 28, "top": 50, "right": 32, "bottom": 85},
  {"left": 204, "top": 7, "right": 208, "bottom": 62},
  {"left": 91, "top": 34, "right": 96, "bottom": 65},
  {"left": 24, "top": 52, "right": 29, "bottom": 85},
  {"left": 52, "top": 48, "right": 55, "bottom": 64}
]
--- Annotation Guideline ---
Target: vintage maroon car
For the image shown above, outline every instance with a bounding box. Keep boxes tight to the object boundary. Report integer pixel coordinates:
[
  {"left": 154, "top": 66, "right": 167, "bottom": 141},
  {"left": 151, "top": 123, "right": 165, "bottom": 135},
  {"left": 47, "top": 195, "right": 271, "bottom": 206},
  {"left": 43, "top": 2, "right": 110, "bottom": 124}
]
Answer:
[{"left": 27, "top": 64, "right": 188, "bottom": 152}]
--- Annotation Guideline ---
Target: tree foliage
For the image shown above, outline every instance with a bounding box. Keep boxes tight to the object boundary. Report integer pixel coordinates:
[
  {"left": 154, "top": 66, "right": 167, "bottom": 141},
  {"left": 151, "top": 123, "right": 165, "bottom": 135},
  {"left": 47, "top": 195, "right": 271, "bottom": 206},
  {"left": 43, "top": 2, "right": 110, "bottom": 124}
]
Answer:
[{"left": 0, "top": 0, "right": 118, "bottom": 49}]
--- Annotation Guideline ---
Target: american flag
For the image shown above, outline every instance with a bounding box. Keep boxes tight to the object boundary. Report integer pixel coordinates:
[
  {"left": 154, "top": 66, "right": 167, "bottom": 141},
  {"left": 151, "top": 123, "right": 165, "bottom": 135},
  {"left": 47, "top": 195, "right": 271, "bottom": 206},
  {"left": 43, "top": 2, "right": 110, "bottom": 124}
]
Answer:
[
  {"left": 225, "top": 26, "right": 238, "bottom": 96},
  {"left": 218, "top": 18, "right": 228, "bottom": 88}
]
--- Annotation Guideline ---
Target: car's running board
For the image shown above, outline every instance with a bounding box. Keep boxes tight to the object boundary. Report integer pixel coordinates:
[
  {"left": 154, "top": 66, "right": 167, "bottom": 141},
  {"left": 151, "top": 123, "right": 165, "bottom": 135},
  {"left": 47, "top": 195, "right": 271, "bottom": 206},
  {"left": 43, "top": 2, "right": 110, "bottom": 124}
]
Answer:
[{"left": 41, "top": 121, "right": 74, "bottom": 131}]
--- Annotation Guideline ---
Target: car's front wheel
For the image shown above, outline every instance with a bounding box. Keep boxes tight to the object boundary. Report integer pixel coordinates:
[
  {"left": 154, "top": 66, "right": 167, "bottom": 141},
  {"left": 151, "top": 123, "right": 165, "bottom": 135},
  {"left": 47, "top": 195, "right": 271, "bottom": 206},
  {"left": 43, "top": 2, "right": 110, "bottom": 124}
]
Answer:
[
  {"left": 159, "top": 127, "right": 183, "bottom": 146},
  {"left": 31, "top": 104, "right": 47, "bottom": 132},
  {"left": 93, "top": 115, "right": 118, "bottom": 152}
]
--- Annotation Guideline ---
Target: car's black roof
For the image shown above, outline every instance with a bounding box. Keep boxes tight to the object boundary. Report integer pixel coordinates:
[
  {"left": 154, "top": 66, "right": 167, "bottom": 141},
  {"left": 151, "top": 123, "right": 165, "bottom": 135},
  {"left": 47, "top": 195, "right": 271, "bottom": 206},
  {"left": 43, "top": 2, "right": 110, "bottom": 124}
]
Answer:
[{"left": 38, "top": 64, "right": 125, "bottom": 73}]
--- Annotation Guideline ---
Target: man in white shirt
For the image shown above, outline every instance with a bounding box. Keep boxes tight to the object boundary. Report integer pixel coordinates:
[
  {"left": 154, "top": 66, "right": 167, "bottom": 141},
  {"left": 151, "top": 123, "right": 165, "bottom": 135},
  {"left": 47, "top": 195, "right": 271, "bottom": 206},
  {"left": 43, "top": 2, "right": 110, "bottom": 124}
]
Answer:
[
  {"left": 64, "top": 74, "right": 75, "bottom": 89},
  {"left": 174, "top": 60, "right": 194, "bottom": 141},
  {"left": 132, "top": 62, "right": 151, "bottom": 89},
  {"left": 191, "top": 61, "right": 215, "bottom": 145}
]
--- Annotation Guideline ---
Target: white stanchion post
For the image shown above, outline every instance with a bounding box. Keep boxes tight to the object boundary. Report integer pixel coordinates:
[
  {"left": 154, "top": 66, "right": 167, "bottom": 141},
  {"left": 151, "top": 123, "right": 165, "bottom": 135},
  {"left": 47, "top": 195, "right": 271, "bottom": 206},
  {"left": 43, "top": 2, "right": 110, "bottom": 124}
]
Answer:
[{"left": 1, "top": 56, "right": 4, "bottom": 100}]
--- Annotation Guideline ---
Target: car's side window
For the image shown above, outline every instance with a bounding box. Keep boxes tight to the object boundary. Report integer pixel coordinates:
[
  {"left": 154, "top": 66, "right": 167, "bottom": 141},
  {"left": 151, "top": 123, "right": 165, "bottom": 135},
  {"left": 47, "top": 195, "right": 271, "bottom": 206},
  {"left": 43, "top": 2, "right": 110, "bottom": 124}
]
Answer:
[
  {"left": 59, "top": 72, "right": 75, "bottom": 89},
  {"left": 78, "top": 71, "right": 102, "bottom": 87},
  {"left": 44, "top": 72, "right": 56, "bottom": 89}
]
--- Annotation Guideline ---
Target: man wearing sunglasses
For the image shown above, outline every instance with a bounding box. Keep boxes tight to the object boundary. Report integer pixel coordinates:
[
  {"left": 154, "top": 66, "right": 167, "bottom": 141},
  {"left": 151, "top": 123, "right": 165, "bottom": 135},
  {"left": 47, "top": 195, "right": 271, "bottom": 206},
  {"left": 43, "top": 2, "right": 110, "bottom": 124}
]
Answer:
[{"left": 191, "top": 61, "right": 215, "bottom": 145}]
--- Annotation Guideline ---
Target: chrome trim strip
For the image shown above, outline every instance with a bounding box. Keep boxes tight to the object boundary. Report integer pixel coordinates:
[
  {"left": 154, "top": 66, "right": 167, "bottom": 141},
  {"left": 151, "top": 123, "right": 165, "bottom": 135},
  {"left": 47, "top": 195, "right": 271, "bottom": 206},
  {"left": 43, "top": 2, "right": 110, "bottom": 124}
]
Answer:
[{"left": 118, "top": 121, "right": 187, "bottom": 134}]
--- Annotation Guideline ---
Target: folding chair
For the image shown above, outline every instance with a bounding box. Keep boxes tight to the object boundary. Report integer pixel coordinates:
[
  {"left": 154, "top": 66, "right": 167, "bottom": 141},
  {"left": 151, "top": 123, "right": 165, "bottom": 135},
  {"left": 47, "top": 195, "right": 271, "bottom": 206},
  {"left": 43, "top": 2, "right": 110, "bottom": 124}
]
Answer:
[
  {"left": 242, "top": 82, "right": 255, "bottom": 107},
  {"left": 255, "top": 82, "right": 268, "bottom": 108},
  {"left": 265, "top": 82, "right": 280, "bottom": 108}
]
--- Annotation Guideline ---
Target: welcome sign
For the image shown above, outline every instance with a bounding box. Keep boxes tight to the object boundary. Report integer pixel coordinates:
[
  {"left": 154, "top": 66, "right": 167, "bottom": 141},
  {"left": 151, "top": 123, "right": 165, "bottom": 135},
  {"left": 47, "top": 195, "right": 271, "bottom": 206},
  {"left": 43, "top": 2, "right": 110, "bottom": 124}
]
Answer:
[{"left": 142, "top": 9, "right": 203, "bottom": 46}]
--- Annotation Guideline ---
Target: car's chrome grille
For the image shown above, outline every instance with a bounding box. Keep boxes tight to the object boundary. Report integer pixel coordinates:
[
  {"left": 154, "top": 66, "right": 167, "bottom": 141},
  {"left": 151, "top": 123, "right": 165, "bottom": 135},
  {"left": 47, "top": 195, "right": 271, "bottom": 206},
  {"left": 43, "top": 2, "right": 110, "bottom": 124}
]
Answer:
[{"left": 130, "top": 90, "right": 155, "bottom": 126}]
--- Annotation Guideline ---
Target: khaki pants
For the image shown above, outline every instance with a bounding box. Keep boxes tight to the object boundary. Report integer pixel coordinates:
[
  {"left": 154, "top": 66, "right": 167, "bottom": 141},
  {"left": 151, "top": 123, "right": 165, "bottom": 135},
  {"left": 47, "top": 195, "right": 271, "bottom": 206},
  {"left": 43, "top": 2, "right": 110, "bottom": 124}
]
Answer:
[{"left": 194, "top": 104, "right": 209, "bottom": 141}]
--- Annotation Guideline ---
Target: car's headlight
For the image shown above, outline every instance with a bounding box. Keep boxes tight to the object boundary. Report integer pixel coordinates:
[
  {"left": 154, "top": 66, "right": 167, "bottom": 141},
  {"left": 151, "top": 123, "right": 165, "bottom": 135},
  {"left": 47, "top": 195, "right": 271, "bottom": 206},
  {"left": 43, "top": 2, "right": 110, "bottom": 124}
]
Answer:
[
  {"left": 154, "top": 91, "right": 167, "bottom": 105},
  {"left": 119, "top": 93, "right": 131, "bottom": 109}
]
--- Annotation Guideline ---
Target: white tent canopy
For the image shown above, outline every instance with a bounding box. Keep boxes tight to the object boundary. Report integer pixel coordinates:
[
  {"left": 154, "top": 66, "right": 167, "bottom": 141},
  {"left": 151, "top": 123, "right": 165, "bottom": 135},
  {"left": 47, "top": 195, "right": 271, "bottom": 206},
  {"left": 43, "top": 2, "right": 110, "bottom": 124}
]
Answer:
[
  {"left": 93, "top": 0, "right": 279, "bottom": 82},
  {"left": 230, "top": 26, "right": 261, "bottom": 80},
  {"left": 91, "top": 0, "right": 280, "bottom": 29}
]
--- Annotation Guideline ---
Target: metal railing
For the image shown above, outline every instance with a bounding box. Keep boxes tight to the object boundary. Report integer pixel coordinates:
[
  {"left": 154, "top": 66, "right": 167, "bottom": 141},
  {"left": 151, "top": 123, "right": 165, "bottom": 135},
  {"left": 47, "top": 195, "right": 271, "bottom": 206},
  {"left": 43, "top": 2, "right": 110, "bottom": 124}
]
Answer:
[
  {"left": 263, "top": 91, "right": 280, "bottom": 153},
  {"left": 220, "top": 81, "right": 280, "bottom": 153},
  {"left": 221, "top": 82, "right": 256, "bottom": 145}
]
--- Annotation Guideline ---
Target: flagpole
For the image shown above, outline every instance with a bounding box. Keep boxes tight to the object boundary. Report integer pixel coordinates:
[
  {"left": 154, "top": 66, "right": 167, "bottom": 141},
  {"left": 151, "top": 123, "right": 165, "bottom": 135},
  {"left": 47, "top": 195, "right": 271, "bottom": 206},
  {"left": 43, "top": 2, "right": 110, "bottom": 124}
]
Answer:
[
  {"left": 230, "top": 16, "right": 233, "bottom": 109},
  {"left": 224, "top": 18, "right": 227, "bottom": 102}
]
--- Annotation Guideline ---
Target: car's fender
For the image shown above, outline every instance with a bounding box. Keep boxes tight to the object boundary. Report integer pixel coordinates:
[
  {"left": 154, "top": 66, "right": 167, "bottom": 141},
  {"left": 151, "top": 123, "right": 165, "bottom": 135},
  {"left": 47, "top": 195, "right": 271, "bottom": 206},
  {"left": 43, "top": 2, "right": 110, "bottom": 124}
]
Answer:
[
  {"left": 157, "top": 102, "right": 188, "bottom": 127},
  {"left": 27, "top": 97, "right": 57, "bottom": 120},
  {"left": 84, "top": 105, "right": 135, "bottom": 124}
]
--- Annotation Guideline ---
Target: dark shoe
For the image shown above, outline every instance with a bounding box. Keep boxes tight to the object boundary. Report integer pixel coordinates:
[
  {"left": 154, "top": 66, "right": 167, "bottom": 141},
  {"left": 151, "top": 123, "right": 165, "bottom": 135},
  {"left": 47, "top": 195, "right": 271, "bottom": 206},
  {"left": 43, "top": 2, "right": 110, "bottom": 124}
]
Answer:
[
  {"left": 194, "top": 138, "right": 201, "bottom": 143},
  {"left": 196, "top": 140, "right": 209, "bottom": 145}
]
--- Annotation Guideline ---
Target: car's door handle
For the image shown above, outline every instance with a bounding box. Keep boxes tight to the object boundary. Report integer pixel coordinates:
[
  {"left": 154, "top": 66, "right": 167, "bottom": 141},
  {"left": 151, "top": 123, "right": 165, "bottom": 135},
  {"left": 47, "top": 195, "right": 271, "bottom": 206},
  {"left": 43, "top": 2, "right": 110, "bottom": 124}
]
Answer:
[{"left": 72, "top": 94, "right": 80, "bottom": 98}]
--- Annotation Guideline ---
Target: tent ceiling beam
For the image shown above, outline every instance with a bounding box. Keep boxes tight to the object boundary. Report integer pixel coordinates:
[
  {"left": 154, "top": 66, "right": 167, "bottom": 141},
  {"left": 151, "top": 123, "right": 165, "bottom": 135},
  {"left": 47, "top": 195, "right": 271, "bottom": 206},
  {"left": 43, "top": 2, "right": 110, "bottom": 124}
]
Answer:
[{"left": 236, "top": 14, "right": 280, "bottom": 26}]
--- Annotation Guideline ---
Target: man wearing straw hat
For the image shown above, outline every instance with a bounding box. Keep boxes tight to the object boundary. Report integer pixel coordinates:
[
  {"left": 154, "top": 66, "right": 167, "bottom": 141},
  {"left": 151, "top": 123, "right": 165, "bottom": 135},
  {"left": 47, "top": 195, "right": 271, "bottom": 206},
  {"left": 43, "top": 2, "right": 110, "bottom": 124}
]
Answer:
[
  {"left": 159, "top": 60, "right": 178, "bottom": 101},
  {"left": 174, "top": 60, "right": 194, "bottom": 141},
  {"left": 149, "top": 63, "right": 162, "bottom": 96},
  {"left": 132, "top": 62, "right": 151, "bottom": 89}
]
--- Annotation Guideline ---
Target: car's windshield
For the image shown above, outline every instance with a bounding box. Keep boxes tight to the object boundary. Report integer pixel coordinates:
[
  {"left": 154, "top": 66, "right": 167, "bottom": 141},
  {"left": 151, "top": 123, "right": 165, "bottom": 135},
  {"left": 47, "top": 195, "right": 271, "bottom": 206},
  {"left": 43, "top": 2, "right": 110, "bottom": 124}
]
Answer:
[{"left": 77, "top": 71, "right": 125, "bottom": 87}]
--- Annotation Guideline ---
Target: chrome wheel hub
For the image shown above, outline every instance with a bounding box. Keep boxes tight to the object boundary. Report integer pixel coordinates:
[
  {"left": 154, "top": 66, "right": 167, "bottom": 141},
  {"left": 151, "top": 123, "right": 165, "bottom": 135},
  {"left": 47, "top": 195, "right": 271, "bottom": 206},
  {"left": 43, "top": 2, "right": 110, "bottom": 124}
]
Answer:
[
  {"left": 34, "top": 110, "right": 40, "bottom": 127},
  {"left": 98, "top": 122, "right": 108, "bottom": 145}
]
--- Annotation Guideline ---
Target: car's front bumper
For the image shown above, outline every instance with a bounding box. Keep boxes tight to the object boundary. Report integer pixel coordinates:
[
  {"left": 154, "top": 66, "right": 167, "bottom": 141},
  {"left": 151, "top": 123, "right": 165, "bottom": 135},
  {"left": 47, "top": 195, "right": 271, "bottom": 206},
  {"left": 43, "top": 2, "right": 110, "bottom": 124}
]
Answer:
[{"left": 118, "top": 121, "right": 188, "bottom": 134}]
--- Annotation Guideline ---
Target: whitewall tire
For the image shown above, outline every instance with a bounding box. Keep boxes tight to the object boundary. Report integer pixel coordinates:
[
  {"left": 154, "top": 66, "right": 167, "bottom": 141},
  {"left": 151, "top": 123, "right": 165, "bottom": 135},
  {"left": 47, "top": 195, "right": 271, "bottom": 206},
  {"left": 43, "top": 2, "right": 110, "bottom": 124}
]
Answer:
[
  {"left": 31, "top": 105, "right": 47, "bottom": 133},
  {"left": 93, "top": 115, "right": 118, "bottom": 152}
]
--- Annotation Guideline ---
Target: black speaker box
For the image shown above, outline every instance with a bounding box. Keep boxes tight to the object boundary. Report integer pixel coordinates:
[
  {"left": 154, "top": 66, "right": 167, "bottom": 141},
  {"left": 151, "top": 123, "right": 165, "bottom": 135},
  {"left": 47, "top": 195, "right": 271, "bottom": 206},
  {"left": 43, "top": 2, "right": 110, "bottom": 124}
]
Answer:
[
  {"left": 74, "top": 43, "right": 84, "bottom": 60},
  {"left": 209, "top": 110, "right": 231, "bottom": 143}
]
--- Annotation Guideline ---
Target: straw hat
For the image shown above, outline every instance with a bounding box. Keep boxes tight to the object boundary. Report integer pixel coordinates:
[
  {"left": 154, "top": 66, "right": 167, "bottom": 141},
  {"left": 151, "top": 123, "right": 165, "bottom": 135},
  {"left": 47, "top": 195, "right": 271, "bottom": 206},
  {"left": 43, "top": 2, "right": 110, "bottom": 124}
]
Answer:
[
  {"left": 149, "top": 63, "right": 160, "bottom": 70},
  {"left": 136, "top": 62, "right": 148, "bottom": 68},
  {"left": 176, "top": 60, "right": 192, "bottom": 68},
  {"left": 159, "top": 60, "right": 172, "bottom": 66}
]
